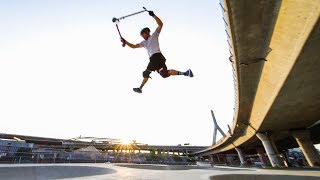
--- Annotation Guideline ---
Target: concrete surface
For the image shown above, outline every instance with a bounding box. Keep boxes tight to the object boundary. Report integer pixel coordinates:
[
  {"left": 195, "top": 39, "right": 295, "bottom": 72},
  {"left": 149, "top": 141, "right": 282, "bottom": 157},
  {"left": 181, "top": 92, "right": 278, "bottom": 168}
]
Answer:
[
  {"left": 0, "top": 163, "right": 319, "bottom": 180},
  {"left": 210, "top": 174, "right": 320, "bottom": 180}
]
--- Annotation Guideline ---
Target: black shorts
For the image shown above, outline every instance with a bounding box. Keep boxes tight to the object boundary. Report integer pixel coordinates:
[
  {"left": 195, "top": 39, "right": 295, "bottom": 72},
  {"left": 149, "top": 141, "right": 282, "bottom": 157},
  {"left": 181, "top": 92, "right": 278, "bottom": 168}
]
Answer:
[{"left": 146, "top": 53, "right": 167, "bottom": 72}]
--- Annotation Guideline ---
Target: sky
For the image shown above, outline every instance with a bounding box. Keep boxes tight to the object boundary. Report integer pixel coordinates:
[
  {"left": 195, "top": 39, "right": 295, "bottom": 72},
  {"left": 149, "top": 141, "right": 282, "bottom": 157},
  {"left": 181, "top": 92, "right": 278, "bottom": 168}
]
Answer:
[{"left": 0, "top": 0, "right": 235, "bottom": 146}]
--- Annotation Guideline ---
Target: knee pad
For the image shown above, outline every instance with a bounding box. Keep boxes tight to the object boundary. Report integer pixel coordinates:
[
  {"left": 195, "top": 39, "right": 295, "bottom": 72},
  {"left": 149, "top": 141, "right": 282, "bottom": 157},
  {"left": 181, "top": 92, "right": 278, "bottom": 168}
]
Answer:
[
  {"left": 159, "top": 68, "right": 170, "bottom": 78},
  {"left": 143, "top": 70, "right": 151, "bottom": 78}
]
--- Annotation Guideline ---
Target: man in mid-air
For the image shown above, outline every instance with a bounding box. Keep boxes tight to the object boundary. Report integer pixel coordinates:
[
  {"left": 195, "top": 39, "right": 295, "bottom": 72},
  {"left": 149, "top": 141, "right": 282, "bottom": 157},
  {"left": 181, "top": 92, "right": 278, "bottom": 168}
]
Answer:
[{"left": 121, "top": 11, "right": 193, "bottom": 93}]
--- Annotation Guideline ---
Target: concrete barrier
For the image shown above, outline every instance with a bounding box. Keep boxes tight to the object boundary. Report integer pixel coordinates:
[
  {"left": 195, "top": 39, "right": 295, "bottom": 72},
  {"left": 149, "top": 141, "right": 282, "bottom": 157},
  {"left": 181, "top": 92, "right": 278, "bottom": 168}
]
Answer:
[{"left": 210, "top": 174, "right": 319, "bottom": 180}]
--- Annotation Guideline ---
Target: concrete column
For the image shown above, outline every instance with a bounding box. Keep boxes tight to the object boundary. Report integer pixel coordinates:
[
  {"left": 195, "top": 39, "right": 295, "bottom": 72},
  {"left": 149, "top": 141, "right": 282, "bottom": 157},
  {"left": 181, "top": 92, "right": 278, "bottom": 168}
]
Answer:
[
  {"left": 209, "top": 155, "right": 214, "bottom": 165},
  {"left": 256, "top": 147, "right": 270, "bottom": 166},
  {"left": 291, "top": 130, "right": 320, "bottom": 167},
  {"left": 269, "top": 134, "right": 286, "bottom": 166},
  {"left": 283, "top": 150, "right": 292, "bottom": 167},
  {"left": 235, "top": 147, "right": 247, "bottom": 166},
  {"left": 256, "top": 133, "right": 282, "bottom": 167},
  {"left": 217, "top": 154, "right": 221, "bottom": 163}
]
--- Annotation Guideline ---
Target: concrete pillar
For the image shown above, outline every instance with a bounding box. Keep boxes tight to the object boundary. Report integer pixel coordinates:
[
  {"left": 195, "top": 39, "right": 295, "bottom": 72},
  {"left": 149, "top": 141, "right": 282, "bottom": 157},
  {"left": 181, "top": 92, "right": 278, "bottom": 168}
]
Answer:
[
  {"left": 269, "top": 134, "right": 286, "bottom": 166},
  {"left": 256, "top": 133, "right": 282, "bottom": 167},
  {"left": 217, "top": 154, "right": 221, "bottom": 163},
  {"left": 291, "top": 130, "right": 320, "bottom": 167},
  {"left": 235, "top": 147, "right": 247, "bottom": 166},
  {"left": 256, "top": 147, "right": 270, "bottom": 166},
  {"left": 283, "top": 150, "right": 292, "bottom": 167}
]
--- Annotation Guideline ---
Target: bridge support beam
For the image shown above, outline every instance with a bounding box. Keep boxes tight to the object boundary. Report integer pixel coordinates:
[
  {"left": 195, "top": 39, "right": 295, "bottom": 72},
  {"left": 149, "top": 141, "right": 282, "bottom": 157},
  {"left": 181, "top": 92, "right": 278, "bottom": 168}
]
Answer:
[
  {"left": 256, "top": 133, "right": 283, "bottom": 167},
  {"left": 256, "top": 147, "right": 270, "bottom": 166},
  {"left": 291, "top": 130, "right": 320, "bottom": 167},
  {"left": 235, "top": 147, "right": 247, "bottom": 167}
]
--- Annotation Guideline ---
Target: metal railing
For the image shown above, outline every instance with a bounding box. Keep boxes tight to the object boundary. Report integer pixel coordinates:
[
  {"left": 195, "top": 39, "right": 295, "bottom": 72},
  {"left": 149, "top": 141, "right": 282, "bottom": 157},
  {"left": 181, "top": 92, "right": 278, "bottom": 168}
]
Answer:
[{"left": 218, "top": 0, "right": 238, "bottom": 131}]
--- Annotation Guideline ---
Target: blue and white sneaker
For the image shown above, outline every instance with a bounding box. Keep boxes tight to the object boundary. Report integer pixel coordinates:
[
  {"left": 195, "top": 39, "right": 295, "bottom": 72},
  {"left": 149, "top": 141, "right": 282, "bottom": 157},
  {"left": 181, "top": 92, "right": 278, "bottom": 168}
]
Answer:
[{"left": 185, "top": 69, "right": 194, "bottom": 77}]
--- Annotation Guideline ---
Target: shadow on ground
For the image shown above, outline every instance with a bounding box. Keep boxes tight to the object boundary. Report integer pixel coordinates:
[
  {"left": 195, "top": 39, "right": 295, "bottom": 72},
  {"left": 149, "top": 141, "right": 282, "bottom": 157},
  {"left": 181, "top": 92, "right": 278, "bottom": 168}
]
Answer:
[
  {"left": 0, "top": 165, "right": 116, "bottom": 180},
  {"left": 115, "top": 164, "right": 255, "bottom": 171}
]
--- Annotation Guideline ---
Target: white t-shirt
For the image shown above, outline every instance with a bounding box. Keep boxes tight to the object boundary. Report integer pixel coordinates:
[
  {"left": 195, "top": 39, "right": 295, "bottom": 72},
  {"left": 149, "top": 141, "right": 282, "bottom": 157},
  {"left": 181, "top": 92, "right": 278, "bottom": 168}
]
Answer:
[{"left": 140, "top": 31, "right": 161, "bottom": 57}]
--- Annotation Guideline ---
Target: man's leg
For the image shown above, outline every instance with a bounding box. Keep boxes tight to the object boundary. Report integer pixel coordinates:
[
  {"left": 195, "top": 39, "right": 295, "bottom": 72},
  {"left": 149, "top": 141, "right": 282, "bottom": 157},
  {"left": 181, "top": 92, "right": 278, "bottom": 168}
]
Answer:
[
  {"left": 139, "top": 77, "right": 148, "bottom": 89},
  {"left": 159, "top": 69, "right": 193, "bottom": 77},
  {"left": 133, "top": 70, "right": 152, "bottom": 93}
]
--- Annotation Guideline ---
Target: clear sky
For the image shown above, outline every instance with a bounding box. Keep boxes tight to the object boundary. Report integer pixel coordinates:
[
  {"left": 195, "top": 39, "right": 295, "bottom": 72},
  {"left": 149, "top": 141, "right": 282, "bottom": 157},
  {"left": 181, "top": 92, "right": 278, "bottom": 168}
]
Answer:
[{"left": 0, "top": 0, "right": 235, "bottom": 146}]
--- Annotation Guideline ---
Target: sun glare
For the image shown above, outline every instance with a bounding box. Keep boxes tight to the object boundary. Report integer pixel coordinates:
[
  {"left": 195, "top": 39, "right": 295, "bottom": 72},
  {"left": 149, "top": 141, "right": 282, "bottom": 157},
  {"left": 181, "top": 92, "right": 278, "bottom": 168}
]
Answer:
[{"left": 121, "top": 138, "right": 132, "bottom": 145}]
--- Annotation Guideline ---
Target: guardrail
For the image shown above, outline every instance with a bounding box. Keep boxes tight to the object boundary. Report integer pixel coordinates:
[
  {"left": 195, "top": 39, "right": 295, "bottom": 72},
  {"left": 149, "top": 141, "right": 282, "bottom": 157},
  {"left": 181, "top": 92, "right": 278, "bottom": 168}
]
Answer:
[{"left": 219, "top": 0, "right": 238, "bottom": 135}]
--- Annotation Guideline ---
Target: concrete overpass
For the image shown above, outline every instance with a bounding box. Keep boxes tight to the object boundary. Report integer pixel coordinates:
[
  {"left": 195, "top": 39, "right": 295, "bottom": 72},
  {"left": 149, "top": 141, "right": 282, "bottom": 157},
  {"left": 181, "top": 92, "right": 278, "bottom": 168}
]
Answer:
[{"left": 194, "top": 0, "right": 320, "bottom": 167}]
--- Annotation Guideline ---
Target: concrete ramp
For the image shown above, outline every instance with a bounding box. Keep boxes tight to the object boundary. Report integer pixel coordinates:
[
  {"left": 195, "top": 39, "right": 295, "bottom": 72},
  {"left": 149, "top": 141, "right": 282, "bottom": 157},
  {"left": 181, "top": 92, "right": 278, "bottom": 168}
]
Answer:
[
  {"left": 210, "top": 174, "right": 319, "bottom": 180},
  {"left": 0, "top": 165, "right": 116, "bottom": 180}
]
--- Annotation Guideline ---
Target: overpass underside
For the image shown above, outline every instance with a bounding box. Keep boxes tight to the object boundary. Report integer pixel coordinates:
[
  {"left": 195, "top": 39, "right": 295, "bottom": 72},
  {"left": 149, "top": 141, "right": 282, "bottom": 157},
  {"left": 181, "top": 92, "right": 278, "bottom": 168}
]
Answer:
[{"left": 195, "top": 0, "right": 320, "bottom": 167}]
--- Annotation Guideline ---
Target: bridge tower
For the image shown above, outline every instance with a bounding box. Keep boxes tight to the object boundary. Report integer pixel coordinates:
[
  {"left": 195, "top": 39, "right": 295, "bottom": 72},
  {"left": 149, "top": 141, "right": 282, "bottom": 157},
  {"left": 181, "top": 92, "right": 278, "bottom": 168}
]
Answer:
[{"left": 211, "top": 110, "right": 226, "bottom": 145}]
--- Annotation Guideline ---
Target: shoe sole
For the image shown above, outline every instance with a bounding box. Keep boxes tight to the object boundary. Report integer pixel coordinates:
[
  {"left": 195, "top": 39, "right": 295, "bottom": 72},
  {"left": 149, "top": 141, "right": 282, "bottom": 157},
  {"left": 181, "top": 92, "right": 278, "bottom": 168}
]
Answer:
[
  {"left": 133, "top": 89, "right": 142, "bottom": 93},
  {"left": 188, "top": 70, "right": 194, "bottom": 77}
]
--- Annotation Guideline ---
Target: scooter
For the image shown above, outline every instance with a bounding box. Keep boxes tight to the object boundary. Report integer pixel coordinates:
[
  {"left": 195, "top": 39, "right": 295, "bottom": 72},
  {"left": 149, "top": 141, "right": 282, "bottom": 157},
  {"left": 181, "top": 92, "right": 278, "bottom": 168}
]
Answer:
[{"left": 112, "top": 7, "right": 148, "bottom": 47}]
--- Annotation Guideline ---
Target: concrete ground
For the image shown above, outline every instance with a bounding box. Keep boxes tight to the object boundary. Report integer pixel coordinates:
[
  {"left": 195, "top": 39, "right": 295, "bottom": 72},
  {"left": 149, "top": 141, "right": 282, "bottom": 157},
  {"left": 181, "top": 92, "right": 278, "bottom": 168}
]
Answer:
[{"left": 0, "top": 163, "right": 319, "bottom": 180}]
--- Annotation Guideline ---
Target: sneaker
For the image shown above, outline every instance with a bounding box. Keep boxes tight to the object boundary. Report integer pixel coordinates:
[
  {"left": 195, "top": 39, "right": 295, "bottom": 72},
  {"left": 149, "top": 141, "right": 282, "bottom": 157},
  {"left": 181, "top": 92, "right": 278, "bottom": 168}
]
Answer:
[
  {"left": 133, "top": 88, "right": 142, "bottom": 93},
  {"left": 185, "top": 69, "right": 194, "bottom": 77}
]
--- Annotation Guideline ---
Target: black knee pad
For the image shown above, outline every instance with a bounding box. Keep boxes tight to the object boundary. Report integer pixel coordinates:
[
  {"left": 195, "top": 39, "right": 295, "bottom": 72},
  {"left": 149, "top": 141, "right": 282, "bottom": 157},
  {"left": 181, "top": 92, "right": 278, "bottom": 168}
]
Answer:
[
  {"left": 143, "top": 70, "right": 151, "bottom": 78},
  {"left": 159, "top": 68, "right": 170, "bottom": 78}
]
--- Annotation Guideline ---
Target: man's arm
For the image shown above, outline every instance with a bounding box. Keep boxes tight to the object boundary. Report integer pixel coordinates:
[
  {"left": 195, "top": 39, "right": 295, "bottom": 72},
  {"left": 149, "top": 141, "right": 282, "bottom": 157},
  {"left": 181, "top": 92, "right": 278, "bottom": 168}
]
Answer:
[
  {"left": 149, "top": 11, "right": 163, "bottom": 33},
  {"left": 121, "top": 38, "right": 142, "bottom": 49}
]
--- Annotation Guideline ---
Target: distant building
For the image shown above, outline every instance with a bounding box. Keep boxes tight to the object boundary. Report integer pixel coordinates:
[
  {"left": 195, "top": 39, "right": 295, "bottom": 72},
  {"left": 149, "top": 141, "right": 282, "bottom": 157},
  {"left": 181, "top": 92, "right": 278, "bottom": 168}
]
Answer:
[{"left": 0, "top": 139, "right": 33, "bottom": 156}]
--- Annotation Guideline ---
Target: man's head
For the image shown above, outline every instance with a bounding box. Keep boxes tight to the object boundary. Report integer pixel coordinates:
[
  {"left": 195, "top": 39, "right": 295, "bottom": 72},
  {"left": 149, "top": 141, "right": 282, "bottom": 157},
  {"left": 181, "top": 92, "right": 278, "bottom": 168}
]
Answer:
[{"left": 140, "top": 27, "right": 150, "bottom": 40}]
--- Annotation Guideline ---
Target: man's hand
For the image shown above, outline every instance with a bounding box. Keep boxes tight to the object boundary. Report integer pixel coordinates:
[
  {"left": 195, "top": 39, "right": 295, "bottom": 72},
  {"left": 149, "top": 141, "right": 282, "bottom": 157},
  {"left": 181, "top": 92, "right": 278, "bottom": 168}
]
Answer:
[
  {"left": 120, "top": 38, "right": 141, "bottom": 49},
  {"left": 120, "top": 38, "right": 126, "bottom": 47},
  {"left": 148, "top": 11, "right": 155, "bottom": 17},
  {"left": 120, "top": 38, "right": 126, "bottom": 43}
]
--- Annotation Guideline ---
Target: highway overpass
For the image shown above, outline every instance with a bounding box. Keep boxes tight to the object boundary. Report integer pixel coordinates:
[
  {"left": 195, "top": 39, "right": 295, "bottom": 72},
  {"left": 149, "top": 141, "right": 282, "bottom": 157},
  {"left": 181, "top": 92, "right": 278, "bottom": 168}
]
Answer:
[{"left": 194, "top": 0, "right": 320, "bottom": 167}]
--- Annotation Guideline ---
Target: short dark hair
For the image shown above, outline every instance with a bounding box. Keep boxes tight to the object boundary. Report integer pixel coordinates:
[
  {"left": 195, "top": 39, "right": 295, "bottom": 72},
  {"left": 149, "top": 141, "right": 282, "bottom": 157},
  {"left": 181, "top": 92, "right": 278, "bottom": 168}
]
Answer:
[{"left": 140, "top": 27, "right": 150, "bottom": 35}]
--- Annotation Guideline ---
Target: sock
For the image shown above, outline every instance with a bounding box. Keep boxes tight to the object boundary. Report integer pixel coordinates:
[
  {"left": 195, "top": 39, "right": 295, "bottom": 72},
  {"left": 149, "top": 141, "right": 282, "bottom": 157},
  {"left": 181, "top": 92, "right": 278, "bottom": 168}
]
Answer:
[{"left": 178, "top": 71, "right": 186, "bottom": 75}]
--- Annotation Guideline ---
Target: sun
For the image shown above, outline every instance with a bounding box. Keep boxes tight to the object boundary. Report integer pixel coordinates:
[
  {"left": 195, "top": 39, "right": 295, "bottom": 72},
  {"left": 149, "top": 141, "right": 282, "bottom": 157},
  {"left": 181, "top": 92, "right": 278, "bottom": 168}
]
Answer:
[{"left": 121, "top": 138, "right": 132, "bottom": 145}]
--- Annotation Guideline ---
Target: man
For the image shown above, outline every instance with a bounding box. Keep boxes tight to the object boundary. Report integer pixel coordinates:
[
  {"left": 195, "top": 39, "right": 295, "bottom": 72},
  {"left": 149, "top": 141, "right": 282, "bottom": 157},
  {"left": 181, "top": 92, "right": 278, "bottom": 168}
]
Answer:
[{"left": 121, "top": 11, "right": 193, "bottom": 93}]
